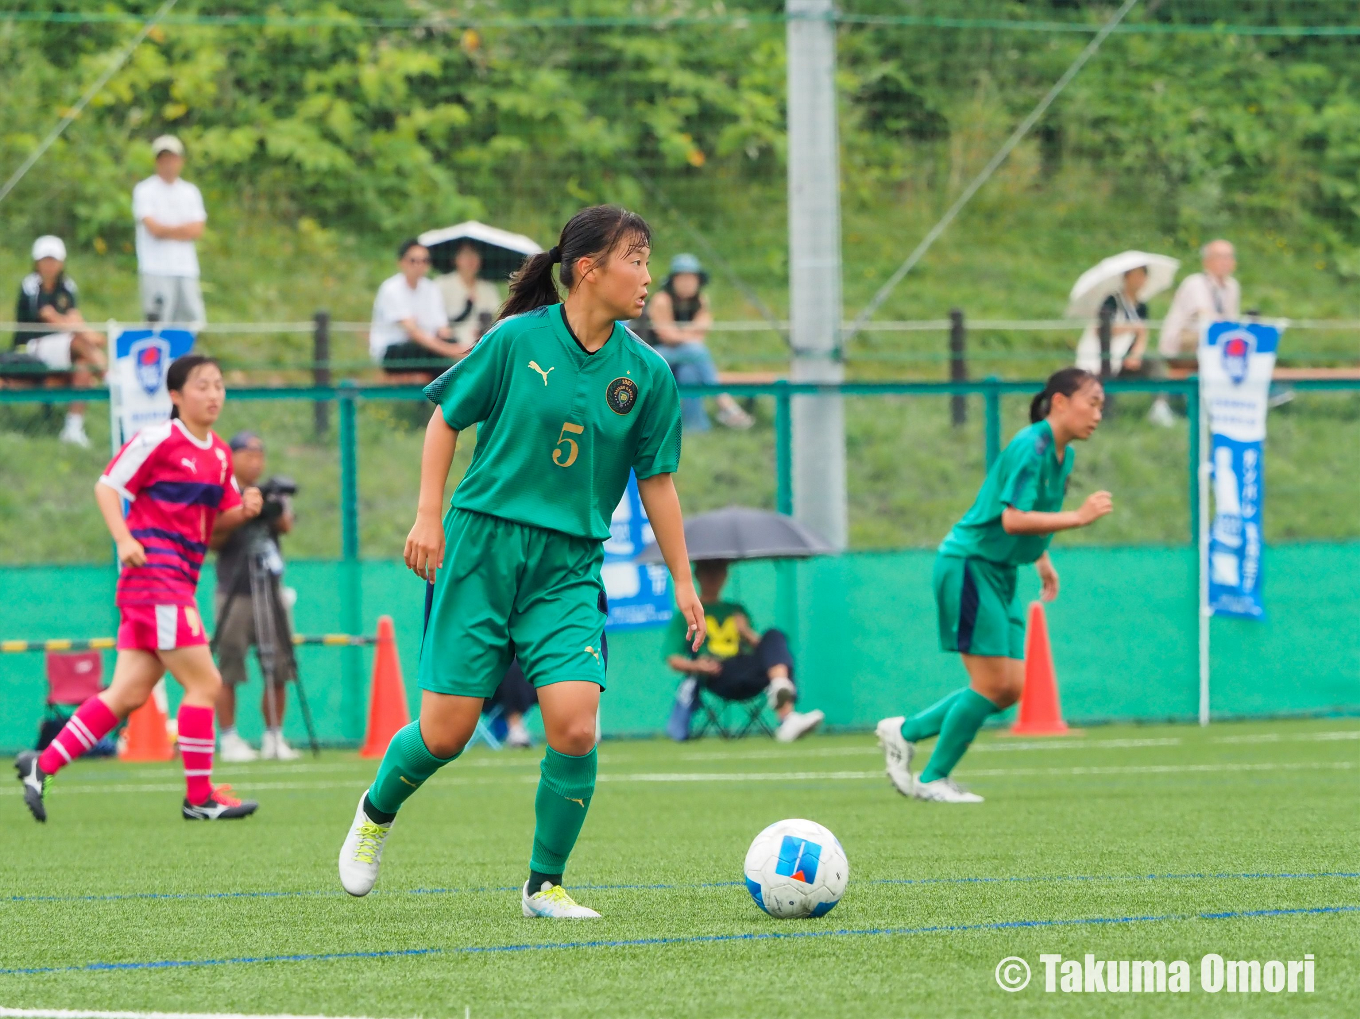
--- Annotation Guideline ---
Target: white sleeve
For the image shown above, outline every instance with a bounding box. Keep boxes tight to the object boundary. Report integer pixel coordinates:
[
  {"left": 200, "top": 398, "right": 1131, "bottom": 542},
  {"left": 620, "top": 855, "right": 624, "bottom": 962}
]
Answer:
[
  {"left": 430, "top": 283, "right": 449, "bottom": 329},
  {"left": 131, "top": 181, "right": 151, "bottom": 221},
  {"left": 1157, "top": 279, "right": 1192, "bottom": 357},
  {"left": 99, "top": 424, "right": 169, "bottom": 501},
  {"left": 187, "top": 182, "right": 207, "bottom": 223},
  {"left": 375, "top": 279, "right": 407, "bottom": 324}
]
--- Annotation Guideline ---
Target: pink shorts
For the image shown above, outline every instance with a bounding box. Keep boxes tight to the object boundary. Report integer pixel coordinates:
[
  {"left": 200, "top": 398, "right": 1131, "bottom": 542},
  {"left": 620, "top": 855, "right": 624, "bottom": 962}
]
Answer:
[{"left": 117, "top": 604, "right": 208, "bottom": 653}]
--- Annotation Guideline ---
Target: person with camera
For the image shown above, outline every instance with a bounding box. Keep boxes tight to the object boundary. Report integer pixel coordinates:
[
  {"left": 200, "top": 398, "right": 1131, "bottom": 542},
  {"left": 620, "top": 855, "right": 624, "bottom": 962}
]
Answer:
[{"left": 211, "top": 431, "right": 300, "bottom": 762}]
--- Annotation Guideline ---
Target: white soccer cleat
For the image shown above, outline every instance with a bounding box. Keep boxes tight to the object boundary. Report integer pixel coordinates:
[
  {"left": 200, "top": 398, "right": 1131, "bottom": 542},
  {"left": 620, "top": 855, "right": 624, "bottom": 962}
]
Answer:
[
  {"left": 521, "top": 881, "right": 601, "bottom": 918},
  {"left": 914, "top": 777, "right": 984, "bottom": 803},
  {"left": 339, "top": 796, "right": 393, "bottom": 896},
  {"left": 875, "top": 716, "right": 916, "bottom": 797},
  {"left": 218, "top": 730, "right": 258, "bottom": 763},
  {"left": 261, "top": 731, "right": 301, "bottom": 761},
  {"left": 775, "top": 709, "right": 824, "bottom": 743}
]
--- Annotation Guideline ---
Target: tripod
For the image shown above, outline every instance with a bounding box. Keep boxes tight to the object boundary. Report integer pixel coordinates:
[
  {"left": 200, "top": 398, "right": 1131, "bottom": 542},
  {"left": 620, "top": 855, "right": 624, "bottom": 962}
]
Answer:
[{"left": 213, "top": 547, "right": 320, "bottom": 756}]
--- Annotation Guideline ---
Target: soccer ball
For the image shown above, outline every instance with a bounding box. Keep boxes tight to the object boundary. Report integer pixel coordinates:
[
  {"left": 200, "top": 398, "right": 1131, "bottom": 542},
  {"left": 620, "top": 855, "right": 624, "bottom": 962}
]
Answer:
[{"left": 743, "top": 818, "right": 848, "bottom": 919}]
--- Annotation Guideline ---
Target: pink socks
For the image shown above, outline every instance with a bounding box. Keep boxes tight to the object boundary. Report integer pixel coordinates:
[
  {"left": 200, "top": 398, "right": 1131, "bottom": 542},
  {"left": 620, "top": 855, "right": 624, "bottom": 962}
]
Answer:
[
  {"left": 176, "top": 704, "right": 216, "bottom": 805},
  {"left": 38, "top": 696, "right": 118, "bottom": 775}
]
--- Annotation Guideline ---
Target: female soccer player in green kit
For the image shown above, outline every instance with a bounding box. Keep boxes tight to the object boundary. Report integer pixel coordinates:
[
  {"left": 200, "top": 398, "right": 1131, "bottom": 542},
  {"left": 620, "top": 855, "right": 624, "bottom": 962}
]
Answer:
[
  {"left": 338, "top": 206, "right": 705, "bottom": 917},
  {"left": 876, "top": 367, "right": 1113, "bottom": 804}
]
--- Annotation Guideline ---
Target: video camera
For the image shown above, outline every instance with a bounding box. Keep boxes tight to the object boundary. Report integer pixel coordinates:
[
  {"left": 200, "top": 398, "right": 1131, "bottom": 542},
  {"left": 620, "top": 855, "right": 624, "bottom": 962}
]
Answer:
[{"left": 256, "top": 475, "right": 297, "bottom": 524}]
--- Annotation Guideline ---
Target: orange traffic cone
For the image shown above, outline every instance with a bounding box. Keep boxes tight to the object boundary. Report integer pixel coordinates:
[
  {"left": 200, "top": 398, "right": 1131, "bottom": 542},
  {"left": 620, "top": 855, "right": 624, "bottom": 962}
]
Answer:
[
  {"left": 119, "top": 691, "right": 175, "bottom": 761},
  {"left": 1010, "top": 601, "right": 1071, "bottom": 736},
  {"left": 359, "top": 615, "right": 411, "bottom": 758}
]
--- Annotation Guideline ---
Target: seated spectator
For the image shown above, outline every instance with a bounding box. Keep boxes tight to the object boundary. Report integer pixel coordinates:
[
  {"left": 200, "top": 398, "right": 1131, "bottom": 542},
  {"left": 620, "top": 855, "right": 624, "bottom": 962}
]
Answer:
[
  {"left": 12, "top": 235, "right": 106, "bottom": 447},
  {"left": 664, "top": 559, "right": 823, "bottom": 742},
  {"left": 488, "top": 659, "right": 536, "bottom": 748},
  {"left": 369, "top": 240, "right": 469, "bottom": 382},
  {"left": 435, "top": 241, "right": 502, "bottom": 350},
  {"left": 647, "top": 254, "right": 753, "bottom": 431},
  {"left": 1075, "top": 265, "right": 1150, "bottom": 378}
]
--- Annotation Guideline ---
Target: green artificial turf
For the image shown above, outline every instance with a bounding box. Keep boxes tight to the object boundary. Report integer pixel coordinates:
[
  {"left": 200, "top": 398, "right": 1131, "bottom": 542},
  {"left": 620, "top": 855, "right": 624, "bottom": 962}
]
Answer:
[{"left": 2, "top": 718, "right": 1357, "bottom": 1017}]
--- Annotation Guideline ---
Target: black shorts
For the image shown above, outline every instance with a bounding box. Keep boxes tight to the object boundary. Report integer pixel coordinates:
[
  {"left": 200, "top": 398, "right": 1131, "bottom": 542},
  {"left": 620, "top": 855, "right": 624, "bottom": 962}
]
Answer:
[{"left": 381, "top": 341, "right": 455, "bottom": 376}]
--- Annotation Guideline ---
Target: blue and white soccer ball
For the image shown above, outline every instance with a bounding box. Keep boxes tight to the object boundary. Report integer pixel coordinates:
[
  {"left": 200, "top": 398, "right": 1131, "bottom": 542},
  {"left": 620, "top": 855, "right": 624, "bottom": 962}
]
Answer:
[{"left": 743, "top": 818, "right": 848, "bottom": 919}]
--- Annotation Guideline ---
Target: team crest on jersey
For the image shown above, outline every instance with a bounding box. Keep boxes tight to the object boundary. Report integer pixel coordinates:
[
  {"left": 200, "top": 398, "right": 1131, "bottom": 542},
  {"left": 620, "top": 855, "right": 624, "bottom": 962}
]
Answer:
[{"left": 606, "top": 377, "right": 638, "bottom": 415}]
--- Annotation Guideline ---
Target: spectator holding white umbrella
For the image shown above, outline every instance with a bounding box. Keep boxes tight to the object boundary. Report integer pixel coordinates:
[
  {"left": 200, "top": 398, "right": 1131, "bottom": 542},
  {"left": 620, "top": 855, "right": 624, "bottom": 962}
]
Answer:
[{"left": 1067, "top": 250, "right": 1179, "bottom": 424}]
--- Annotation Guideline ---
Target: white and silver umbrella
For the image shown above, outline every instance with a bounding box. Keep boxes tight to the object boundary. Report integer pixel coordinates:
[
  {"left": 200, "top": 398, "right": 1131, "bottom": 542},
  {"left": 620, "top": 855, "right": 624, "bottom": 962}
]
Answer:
[
  {"left": 1065, "top": 250, "right": 1180, "bottom": 319},
  {"left": 418, "top": 221, "right": 543, "bottom": 281}
]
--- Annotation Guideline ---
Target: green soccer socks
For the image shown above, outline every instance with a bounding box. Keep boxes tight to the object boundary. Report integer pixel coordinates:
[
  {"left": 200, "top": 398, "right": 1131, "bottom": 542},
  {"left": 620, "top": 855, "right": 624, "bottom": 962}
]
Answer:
[
  {"left": 919, "top": 689, "right": 1001, "bottom": 783},
  {"left": 899, "top": 689, "right": 966, "bottom": 743},
  {"left": 529, "top": 745, "right": 598, "bottom": 882},
  {"left": 366, "top": 720, "right": 461, "bottom": 817}
]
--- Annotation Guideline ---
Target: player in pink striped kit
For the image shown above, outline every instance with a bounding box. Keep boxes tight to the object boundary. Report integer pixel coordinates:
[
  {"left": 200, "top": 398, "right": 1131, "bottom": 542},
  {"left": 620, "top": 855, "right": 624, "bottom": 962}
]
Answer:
[{"left": 15, "top": 355, "right": 264, "bottom": 821}]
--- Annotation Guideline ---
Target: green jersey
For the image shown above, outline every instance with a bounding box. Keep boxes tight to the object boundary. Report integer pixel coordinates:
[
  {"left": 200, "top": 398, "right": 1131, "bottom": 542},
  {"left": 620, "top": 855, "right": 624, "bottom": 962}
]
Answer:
[
  {"left": 664, "top": 600, "right": 751, "bottom": 660},
  {"left": 938, "top": 419, "right": 1074, "bottom": 566},
  {"left": 426, "top": 304, "right": 683, "bottom": 541}
]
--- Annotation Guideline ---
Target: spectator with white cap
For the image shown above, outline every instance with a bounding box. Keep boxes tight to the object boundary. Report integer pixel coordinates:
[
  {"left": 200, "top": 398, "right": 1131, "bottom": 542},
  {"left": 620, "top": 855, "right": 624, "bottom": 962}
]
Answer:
[
  {"left": 132, "top": 135, "right": 208, "bottom": 330},
  {"left": 12, "top": 235, "right": 107, "bottom": 446}
]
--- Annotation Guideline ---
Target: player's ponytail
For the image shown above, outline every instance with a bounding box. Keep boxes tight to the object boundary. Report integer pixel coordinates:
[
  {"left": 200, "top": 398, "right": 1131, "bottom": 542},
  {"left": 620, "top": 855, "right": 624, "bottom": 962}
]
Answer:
[
  {"left": 166, "top": 354, "right": 220, "bottom": 419},
  {"left": 499, "top": 204, "right": 651, "bottom": 321},
  {"left": 1030, "top": 367, "right": 1097, "bottom": 423}
]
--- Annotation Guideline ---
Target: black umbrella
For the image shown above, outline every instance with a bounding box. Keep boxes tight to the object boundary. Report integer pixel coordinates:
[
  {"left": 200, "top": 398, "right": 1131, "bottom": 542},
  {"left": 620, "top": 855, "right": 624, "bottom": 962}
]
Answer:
[
  {"left": 635, "top": 506, "right": 834, "bottom": 563},
  {"left": 418, "top": 221, "right": 543, "bottom": 280}
]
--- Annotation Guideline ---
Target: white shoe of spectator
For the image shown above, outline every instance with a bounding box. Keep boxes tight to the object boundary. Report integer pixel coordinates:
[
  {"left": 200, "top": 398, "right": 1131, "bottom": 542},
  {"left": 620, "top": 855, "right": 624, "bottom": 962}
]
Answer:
[
  {"left": 775, "top": 709, "right": 824, "bottom": 743},
  {"left": 218, "top": 730, "right": 258, "bottom": 763},
  {"left": 1147, "top": 398, "right": 1176, "bottom": 428},
  {"left": 59, "top": 415, "right": 91, "bottom": 448},
  {"left": 716, "top": 403, "right": 755, "bottom": 430},
  {"left": 506, "top": 721, "right": 533, "bottom": 748},
  {"left": 261, "top": 730, "right": 301, "bottom": 760},
  {"left": 766, "top": 675, "right": 796, "bottom": 712}
]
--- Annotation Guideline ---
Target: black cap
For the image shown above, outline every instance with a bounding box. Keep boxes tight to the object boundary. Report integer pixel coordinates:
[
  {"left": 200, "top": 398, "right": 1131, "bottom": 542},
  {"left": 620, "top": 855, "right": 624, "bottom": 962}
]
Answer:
[{"left": 229, "top": 430, "right": 263, "bottom": 452}]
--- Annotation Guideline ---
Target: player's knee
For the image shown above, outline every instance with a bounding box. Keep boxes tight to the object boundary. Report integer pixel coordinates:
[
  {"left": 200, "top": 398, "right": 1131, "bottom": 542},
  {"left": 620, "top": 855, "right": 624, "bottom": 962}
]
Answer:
[{"left": 552, "top": 720, "right": 597, "bottom": 756}]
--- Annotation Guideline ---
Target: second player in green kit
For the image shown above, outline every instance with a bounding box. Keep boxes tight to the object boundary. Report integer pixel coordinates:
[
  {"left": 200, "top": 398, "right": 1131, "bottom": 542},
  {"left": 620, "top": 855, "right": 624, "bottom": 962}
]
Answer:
[
  {"left": 338, "top": 206, "right": 705, "bottom": 917},
  {"left": 878, "top": 368, "right": 1114, "bottom": 803}
]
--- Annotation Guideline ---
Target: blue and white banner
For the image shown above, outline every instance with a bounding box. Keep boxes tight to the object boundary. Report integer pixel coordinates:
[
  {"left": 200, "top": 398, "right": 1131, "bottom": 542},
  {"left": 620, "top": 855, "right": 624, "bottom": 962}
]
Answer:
[
  {"left": 602, "top": 474, "right": 673, "bottom": 630},
  {"left": 1200, "top": 321, "right": 1280, "bottom": 619},
  {"left": 111, "top": 327, "right": 195, "bottom": 443}
]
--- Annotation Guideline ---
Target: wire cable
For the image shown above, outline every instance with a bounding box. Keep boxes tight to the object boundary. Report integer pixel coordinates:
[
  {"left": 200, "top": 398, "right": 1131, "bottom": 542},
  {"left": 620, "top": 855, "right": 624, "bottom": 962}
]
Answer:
[{"left": 842, "top": 0, "right": 1140, "bottom": 344}]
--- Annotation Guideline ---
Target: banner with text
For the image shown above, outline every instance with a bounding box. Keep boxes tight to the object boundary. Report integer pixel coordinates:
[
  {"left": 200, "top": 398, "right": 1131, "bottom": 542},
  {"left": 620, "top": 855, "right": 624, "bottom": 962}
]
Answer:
[
  {"left": 1200, "top": 321, "right": 1280, "bottom": 619},
  {"left": 602, "top": 474, "right": 673, "bottom": 630},
  {"left": 111, "top": 327, "right": 195, "bottom": 444}
]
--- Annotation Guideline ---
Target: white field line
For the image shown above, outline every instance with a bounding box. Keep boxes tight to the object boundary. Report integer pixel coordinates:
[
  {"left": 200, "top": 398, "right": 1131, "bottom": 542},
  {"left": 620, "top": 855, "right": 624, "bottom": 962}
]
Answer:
[
  {"left": 2, "top": 760, "right": 1354, "bottom": 797},
  {"left": 0, "top": 1010, "right": 409, "bottom": 1019}
]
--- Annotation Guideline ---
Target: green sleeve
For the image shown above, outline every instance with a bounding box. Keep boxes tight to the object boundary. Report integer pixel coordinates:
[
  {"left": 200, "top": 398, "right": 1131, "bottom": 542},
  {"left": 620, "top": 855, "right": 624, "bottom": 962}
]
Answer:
[
  {"left": 423, "top": 323, "right": 510, "bottom": 430},
  {"left": 997, "top": 445, "right": 1041, "bottom": 512},
  {"left": 662, "top": 610, "right": 692, "bottom": 660},
  {"left": 633, "top": 364, "right": 683, "bottom": 479}
]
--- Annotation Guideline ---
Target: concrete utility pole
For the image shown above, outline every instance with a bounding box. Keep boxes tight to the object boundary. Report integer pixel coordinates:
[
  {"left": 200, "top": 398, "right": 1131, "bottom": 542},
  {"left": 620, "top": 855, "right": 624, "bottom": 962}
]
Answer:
[{"left": 786, "top": 0, "right": 847, "bottom": 548}]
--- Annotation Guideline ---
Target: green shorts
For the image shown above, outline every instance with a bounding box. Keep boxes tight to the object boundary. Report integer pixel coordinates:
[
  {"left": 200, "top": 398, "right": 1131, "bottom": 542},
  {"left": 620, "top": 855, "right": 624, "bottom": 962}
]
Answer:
[
  {"left": 933, "top": 553, "right": 1025, "bottom": 660},
  {"left": 419, "top": 508, "right": 608, "bottom": 697}
]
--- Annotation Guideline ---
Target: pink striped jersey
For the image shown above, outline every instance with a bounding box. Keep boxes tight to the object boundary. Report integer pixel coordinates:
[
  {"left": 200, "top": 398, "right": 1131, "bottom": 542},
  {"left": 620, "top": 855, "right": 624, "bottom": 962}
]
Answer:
[{"left": 100, "top": 418, "right": 242, "bottom": 607}]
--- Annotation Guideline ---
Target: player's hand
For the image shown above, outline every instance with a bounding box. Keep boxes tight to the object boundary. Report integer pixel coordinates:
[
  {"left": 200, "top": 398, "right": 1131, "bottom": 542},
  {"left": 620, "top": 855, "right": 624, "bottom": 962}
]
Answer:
[
  {"left": 675, "top": 583, "right": 706, "bottom": 653},
  {"left": 1075, "top": 491, "right": 1113, "bottom": 526},
  {"left": 1036, "top": 557, "right": 1059, "bottom": 602},
  {"left": 404, "top": 511, "right": 445, "bottom": 582},
  {"left": 240, "top": 487, "right": 264, "bottom": 519},
  {"left": 694, "top": 656, "right": 722, "bottom": 676},
  {"left": 1122, "top": 355, "right": 1142, "bottom": 372},
  {"left": 116, "top": 536, "right": 146, "bottom": 568}
]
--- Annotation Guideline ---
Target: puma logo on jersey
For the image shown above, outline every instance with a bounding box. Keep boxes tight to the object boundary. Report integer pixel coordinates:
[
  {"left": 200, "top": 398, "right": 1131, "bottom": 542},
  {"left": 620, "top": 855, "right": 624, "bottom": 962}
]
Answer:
[
  {"left": 180, "top": 457, "right": 198, "bottom": 473},
  {"left": 528, "top": 361, "right": 555, "bottom": 385}
]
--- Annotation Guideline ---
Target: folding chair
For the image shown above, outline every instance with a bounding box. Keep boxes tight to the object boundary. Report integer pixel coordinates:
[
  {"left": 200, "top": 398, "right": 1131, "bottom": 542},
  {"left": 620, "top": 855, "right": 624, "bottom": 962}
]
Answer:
[
  {"left": 465, "top": 703, "right": 505, "bottom": 751},
  {"left": 40, "top": 651, "right": 110, "bottom": 752},
  {"left": 690, "top": 685, "right": 776, "bottom": 740}
]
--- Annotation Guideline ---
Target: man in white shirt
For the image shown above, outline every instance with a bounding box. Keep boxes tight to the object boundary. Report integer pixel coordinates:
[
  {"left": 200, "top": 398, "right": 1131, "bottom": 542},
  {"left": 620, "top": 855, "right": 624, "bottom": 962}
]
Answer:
[
  {"left": 1149, "top": 238, "right": 1242, "bottom": 425},
  {"left": 370, "top": 240, "right": 470, "bottom": 381},
  {"left": 132, "top": 135, "right": 208, "bottom": 330}
]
